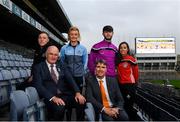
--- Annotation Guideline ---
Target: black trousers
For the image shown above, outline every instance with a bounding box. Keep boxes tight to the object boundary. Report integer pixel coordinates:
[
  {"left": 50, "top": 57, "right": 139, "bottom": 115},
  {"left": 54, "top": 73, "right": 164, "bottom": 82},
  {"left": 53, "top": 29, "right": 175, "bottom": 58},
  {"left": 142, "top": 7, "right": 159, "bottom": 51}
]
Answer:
[
  {"left": 95, "top": 109, "right": 129, "bottom": 121},
  {"left": 67, "top": 76, "right": 85, "bottom": 121},
  {"left": 44, "top": 98, "right": 65, "bottom": 121},
  {"left": 119, "top": 83, "right": 137, "bottom": 120}
]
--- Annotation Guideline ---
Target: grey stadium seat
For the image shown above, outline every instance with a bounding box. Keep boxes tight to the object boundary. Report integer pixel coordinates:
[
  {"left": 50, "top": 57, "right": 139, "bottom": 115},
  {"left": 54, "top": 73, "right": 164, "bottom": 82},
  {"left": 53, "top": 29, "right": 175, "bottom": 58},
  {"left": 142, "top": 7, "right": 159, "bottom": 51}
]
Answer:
[
  {"left": 0, "top": 60, "right": 9, "bottom": 69},
  {"left": 0, "top": 71, "right": 9, "bottom": 106},
  {"left": 1, "top": 69, "right": 16, "bottom": 94},
  {"left": 10, "top": 90, "right": 35, "bottom": 121},
  {"left": 25, "top": 87, "right": 46, "bottom": 121}
]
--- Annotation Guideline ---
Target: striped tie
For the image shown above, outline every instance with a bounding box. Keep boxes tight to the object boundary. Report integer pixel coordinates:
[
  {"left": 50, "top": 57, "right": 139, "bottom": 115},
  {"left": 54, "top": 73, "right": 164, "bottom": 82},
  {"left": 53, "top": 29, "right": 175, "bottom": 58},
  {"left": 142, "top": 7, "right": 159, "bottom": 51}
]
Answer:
[{"left": 50, "top": 64, "right": 58, "bottom": 83}]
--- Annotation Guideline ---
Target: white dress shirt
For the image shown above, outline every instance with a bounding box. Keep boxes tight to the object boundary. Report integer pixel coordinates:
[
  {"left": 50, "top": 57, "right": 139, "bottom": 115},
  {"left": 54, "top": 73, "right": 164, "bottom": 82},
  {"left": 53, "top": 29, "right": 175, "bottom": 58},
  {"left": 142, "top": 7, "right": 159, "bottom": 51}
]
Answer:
[
  {"left": 96, "top": 76, "right": 113, "bottom": 107},
  {"left": 46, "top": 60, "right": 59, "bottom": 81}
]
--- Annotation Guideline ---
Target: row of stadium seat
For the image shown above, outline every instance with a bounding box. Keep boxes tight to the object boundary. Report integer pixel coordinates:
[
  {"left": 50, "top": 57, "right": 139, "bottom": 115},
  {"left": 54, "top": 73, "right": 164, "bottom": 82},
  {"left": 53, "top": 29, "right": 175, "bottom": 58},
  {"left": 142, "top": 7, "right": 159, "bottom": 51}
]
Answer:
[
  {"left": 0, "top": 69, "right": 31, "bottom": 107},
  {"left": 0, "top": 52, "right": 33, "bottom": 62},
  {"left": 10, "top": 87, "right": 46, "bottom": 121},
  {"left": 0, "top": 60, "right": 32, "bottom": 70},
  {"left": 135, "top": 87, "right": 180, "bottom": 120}
]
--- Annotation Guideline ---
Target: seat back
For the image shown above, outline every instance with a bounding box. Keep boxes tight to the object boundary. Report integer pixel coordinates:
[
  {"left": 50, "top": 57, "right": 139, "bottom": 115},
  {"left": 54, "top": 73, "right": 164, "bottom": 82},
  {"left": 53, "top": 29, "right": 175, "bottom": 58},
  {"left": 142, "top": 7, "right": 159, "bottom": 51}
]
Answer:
[
  {"left": 25, "top": 87, "right": 46, "bottom": 121},
  {"left": 23, "top": 104, "right": 37, "bottom": 121},
  {"left": 25, "top": 87, "right": 40, "bottom": 105},
  {"left": 85, "top": 102, "right": 96, "bottom": 121},
  {"left": 10, "top": 90, "right": 30, "bottom": 121}
]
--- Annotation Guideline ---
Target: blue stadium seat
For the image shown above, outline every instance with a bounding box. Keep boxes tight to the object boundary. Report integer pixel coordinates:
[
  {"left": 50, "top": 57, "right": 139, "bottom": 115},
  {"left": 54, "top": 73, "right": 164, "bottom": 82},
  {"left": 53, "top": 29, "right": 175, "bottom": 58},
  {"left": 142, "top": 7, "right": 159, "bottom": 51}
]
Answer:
[
  {"left": 0, "top": 54, "right": 5, "bottom": 60},
  {"left": 0, "top": 60, "right": 9, "bottom": 69},
  {"left": 85, "top": 102, "right": 102, "bottom": 121},
  {"left": 14, "top": 61, "right": 20, "bottom": 68},
  {"left": 8, "top": 54, "right": 15, "bottom": 61},
  {"left": 8, "top": 60, "right": 15, "bottom": 68},
  {"left": 26, "top": 69, "right": 31, "bottom": 77},
  {"left": 10, "top": 90, "right": 31, "bottom": 121},
  {"left": 19, "top": 61, "right": 25, "bottom": 68},
  {"left": 19, "top": 69, "right": 28, "bottom": 79},
  {"left": 0, "top": 71, "right": 9, "bottom": 107},
  {"left": 1, "top": 70, "right": 16, "bottom": 95},
  {"left": 25, "top": 87, "right": 40, "bottom": 105},
  {"left": 23, "top": 105, "right": 37, "bottom": 121},
  {"left": 4, "top": 53, "right": 10, "bottom": 60},
  {"left": 25, "top": 87, "right": 46, "bottom": 121},
  {"left": 10, "top": 69, "right": 23, "bottom": 83}
]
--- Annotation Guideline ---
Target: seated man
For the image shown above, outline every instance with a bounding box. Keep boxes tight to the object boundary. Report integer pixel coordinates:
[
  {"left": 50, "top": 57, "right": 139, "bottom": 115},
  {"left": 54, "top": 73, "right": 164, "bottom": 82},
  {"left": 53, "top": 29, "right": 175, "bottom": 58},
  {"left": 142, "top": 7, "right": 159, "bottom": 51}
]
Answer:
[
  {"left": 86, "top": 59, "right": 129, "bottom": 121},
  {"left": 33, "top": 45, "right": 86, "bottom": 120}
]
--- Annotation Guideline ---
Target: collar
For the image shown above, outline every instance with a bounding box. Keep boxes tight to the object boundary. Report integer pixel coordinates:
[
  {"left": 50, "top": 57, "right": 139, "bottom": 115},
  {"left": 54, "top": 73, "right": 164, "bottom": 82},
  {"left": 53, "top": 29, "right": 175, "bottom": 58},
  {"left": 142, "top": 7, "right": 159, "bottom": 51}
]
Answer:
[
  {"left": 103, "top": 39, "right": 112, "bottom": 43},
  {"left": 46, "top": 60, "right": 56, "bottom": 68},
  {"left": 96, "top": 76, "right": 106, "bottom": 82},
  {"left": 68, "top": 41, "right": 80, "bottom": 46}
]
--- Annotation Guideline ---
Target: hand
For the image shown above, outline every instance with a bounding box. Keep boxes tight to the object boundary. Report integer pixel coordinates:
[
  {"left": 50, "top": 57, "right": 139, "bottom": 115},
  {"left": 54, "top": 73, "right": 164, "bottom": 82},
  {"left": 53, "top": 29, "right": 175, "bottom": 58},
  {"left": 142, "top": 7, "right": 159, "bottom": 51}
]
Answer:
[
  {"left": 104, "top": 107, "right": 119, "bottom": 118},
  {"left": 52, "top": 96, "right": 65, "bottom": 106},
  {"left": 27, "top": 76, "right": 33, "bottom": 82},
  {"left": 111, "top": 107, "right": 120, "bottom": 118},
  {"left": 75, "top": 92, "right": 86, "bottom": 104}
]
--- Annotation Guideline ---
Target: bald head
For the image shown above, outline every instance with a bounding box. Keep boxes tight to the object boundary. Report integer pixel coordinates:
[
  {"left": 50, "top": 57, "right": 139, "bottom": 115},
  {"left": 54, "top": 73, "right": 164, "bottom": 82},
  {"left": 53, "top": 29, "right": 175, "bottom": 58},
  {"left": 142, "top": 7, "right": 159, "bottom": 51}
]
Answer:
[{"left": 46, "top": 46, "right": 59, "bottom": 64}]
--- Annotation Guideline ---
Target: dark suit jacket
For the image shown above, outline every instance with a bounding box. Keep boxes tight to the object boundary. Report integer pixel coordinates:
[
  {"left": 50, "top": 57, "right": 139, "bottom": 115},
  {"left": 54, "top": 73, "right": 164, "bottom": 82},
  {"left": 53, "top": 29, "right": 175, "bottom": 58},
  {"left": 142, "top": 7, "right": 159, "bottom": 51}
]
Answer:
[
  {"left": 86, "top": 76, "right": 124, "bottom": 113},
  {"left": 33, "top": 60, "right": 80, "bottom": 100}
]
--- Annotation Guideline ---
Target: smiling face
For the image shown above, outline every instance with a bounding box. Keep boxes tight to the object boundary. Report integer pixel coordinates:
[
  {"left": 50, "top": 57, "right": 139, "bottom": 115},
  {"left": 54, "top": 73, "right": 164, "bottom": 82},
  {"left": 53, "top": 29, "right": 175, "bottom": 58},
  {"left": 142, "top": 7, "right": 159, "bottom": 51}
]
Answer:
[
  {"left": 38, "top": 33, "right": 49, "bottom": 47},
  {"left": 69, "top": 30, "right": 79, "bottom": 43},
  {"left": 119, "top": 43, "right": 129, "bottom": 56},
  {"left": 95, "top": 62, "right": 107, "bottom": 79}
]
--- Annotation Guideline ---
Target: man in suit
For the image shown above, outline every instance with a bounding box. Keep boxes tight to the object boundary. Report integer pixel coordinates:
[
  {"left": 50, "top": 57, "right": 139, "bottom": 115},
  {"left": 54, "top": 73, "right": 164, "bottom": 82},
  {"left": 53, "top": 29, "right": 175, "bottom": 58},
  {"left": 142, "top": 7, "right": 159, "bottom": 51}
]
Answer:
[
  {"left": 86, "top": 59, "right": 129, "bottom": 121},
  {"left": 33, "top": 45, "right": 86, "bottom": 120}
]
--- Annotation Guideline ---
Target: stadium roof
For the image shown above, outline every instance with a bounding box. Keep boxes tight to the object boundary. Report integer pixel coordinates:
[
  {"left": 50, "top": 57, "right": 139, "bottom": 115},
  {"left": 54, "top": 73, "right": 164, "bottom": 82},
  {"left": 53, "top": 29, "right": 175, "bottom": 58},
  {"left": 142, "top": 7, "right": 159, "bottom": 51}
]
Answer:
[
  {"left": 0, "top": 0, "right": 72, "bottom": 49},
  {"left": 11, "top": 0, "right": 72, "bottom": 41}
]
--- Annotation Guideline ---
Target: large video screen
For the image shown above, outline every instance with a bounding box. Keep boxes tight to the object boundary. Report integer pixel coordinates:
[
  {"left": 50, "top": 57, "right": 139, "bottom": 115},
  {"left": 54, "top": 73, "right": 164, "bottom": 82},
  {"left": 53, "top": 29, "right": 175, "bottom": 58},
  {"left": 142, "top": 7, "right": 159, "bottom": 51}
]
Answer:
[{"left": 135, "top": 37, "right": 175, "bottom": 54}]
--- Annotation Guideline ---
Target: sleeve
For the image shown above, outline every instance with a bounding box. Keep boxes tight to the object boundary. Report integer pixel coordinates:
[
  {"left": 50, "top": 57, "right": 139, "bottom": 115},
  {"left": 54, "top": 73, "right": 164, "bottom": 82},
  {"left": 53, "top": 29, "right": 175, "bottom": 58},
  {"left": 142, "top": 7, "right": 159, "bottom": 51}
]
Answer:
[
  {"left": 82, "top": 47, "right": 88, "bottom": 71},
  {"left": 132, "top": 61, "right": 139, "bottom": 83},
  {"left": 60, "top": 46, "right": 65, "bottom": 63},
  {"left": 33, "top": 64, "right": 54, "bottom": 100},
  {"left": 86, "top": 80, "right": 104, "bottom": 113},
  {"left": 60, "top": 60, "right": 81, "bottom": 93},
  {"left": 87, "top": 47, "right": 96, "bottom": 75}
]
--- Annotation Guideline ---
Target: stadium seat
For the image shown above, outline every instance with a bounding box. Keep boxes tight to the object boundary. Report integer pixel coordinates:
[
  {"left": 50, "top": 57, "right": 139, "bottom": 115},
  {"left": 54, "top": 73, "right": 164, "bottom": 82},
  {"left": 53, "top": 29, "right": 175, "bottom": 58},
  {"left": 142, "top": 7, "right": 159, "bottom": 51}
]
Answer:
[
  {"left": 25, "top": 87, "right": 40, "bottom": 105},
  {"left": 84, "top": 102, "right": 102, "bottom": 121},
  {"left": 25, "top": 87, "right": 46, "bottom": 121},
  {"left": 4, "top": 53, "right": 10, "bottom": 60},
  {"left": 8, "top": 54, "right": 15, "bottom": 61},
  {"left": 0, "top": 71, "right": 9, "bottom": 107},
  {"left": 8, "top": 60, "right": 15, "bottom": 68},
  {"left": 19, "top": 61, "right": 25, "bottom": 68},
  {"left": 10, "top": 90, "right": 32, "bottom": 121},
  {"left": 0, "top": 60, "right": 9, "bottom": 69},
  {"left": 19, "top": 69, "right": 28, "bottom": 79},
  {"left": 10, "top": 69, "right": 23, "bottom": 83},
  {"left": 23, "top": 104, "right": 37, "bottom": 121},
  {"left": 1, "top": 69, "right": 17, "bottom": 97},
  {"left": 26, "top": 69, "right": 31, "bottom": 77},
  {"left": 14, "top": 61, "right": 20, "bottom": 68},
  {"left": 0, "top": 54, "right": 5, "bottom": 60}
]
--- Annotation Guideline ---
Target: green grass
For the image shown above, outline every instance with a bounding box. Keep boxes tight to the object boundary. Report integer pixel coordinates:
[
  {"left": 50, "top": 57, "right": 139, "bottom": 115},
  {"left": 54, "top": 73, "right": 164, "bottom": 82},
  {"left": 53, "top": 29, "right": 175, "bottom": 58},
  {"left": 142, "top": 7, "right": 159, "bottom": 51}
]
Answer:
[{"left": 151, "top": 80, "right": 180, "bottom": 89}]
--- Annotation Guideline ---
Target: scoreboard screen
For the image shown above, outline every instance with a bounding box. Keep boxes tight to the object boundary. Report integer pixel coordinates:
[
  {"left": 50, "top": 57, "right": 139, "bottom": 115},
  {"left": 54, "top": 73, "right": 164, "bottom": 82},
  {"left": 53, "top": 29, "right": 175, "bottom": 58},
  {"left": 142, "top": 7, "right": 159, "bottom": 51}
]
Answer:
[{"left": 135, "top": 37, "right": 175, "bottom": 54}]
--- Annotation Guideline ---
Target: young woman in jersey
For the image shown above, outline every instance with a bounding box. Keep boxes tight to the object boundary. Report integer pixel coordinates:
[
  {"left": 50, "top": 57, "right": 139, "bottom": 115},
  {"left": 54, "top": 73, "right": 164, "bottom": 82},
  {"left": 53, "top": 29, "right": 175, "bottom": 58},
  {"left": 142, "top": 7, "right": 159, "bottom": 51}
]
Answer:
[
  {"left": 116, "top": 41, "right": 139, "bottom": 120},
  {"left": 60, "top": 26, "right": 87, "bottom": 120}
]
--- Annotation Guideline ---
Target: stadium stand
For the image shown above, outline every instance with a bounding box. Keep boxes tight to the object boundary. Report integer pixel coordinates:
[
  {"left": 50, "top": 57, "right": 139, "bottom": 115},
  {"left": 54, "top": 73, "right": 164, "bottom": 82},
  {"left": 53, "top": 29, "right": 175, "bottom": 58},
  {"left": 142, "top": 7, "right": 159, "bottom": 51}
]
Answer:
[
  {"left": 0, "top": 40, "right": 33, "bottom": 108},
  {"left": 134, "top": 86, "right": 180, "bottom": 120}
]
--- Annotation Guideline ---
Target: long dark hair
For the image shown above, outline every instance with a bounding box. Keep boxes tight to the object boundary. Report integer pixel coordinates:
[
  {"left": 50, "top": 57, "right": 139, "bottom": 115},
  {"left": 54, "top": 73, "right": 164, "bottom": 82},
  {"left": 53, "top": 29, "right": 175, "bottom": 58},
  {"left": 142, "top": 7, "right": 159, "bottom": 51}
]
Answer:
[{"left": 115, "top": 41, "right": 131, "bottom": 66}]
